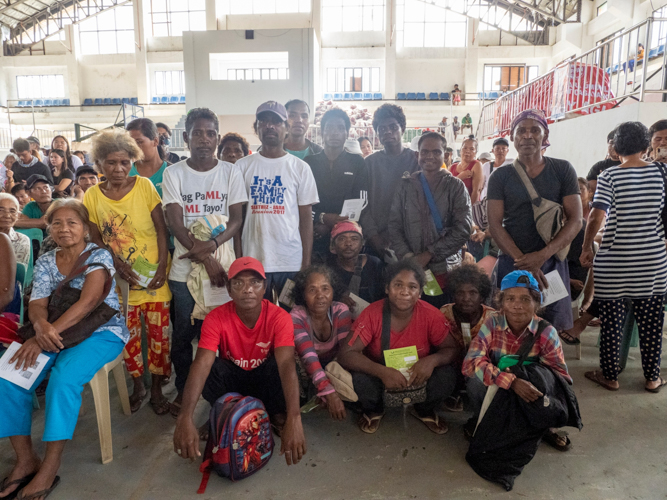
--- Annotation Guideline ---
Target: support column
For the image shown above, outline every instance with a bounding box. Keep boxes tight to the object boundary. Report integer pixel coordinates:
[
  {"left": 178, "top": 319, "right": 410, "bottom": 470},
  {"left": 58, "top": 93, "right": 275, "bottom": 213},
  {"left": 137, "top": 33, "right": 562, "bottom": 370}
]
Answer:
[
  {"left": 205, "top": 0, "right": 217, "bottom": 30},
  {"left": 384, "top": 0, "right": 397, "bottom": 99},
  {"left": 64, "top": 24, "right": 81, "bottom": 105},
  {"left": 134, "top": 0, "right": 150, "bottom": 105},
  {"left": 312, "top": 0, "right": 322, "bottom": 100}
]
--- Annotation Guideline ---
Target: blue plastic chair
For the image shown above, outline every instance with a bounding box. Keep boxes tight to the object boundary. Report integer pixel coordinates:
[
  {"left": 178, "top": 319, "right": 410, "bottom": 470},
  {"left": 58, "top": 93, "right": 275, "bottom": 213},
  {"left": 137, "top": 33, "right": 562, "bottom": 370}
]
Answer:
[
  {"left": 397, "top": 93, "right": 406, "bottom": 100},
  {"left": 373, "top": 93, "right": 382, "bottom": 100},
  {"left": 342, "top": 93, "right": 352, "bottom": 100},
  {"left": 121, "top": 97, "right": 130, "bottom": 104},
  {"left": 362, "top": 93, "right": 372, "bottom": 100},
  {"left": 84, "top": 98, "right": 93, "bottom": 106},
  {"left": 612, "top": 64, "right": 619, "bottom": 73},
  {"left": 160, "top": 96, "right": 169, "bottom": 104},
  {"left": 323, "top": 93, "right": 333, "bottom": 100},
  {"left": 130, "top": 97, "right": 138, "bottom": 105},
  {"left": 353, "top": 92, "right": 362, "bottom": 100},
  {"left": 111, "top": 98, "right": 121, "bottom": 105},
  {"left": 648, "top": 48, "right": 658, "bottom": 59},
  {"left": 658, "top": 44, "right": 666, "bottom": 55},
  {"left": 151, "top": 96, "right": 159, "bottom": 104},
  {"left": 103, "top": 98, "right": 111, "bottom": 105},
  {"left": 17, "top": 101, "right": 26, "bottom": 107},
  {"left": 428, "top": 92, "right": 439, "bottom": 100},
  {"left": 179, "top": 95, "right": 186, "bottom": 103},
  {"left": 63, "top": 99, "right": 70, "bottom": 106},
  {"left": 34, "top": 99, "right": 44, "bottom": 106},
  {"left": 53, "top": 99, "right": 62, "bottom": 106},
  {"left": 489, "top": 91, "right": 500, "bottom": 99},
  {"left": 406, "top": 92, "right": 417, "bottom": 100},
  {"left": 333, "top": 93, "right": 343, "bottom": 100},
  {"left": 93, "top": 98, "right": 102, "bottom": 105},
  {"left": 416, "top": 92, "right": 426, "bottom": 100},
  {"left": 170, "top": 96, "right": 179, "bottom": 103}
]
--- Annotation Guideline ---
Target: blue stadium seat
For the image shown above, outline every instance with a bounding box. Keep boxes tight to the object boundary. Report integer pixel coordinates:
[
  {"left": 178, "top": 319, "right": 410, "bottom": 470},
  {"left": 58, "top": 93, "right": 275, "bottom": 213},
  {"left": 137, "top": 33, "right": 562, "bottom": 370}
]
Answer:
[
  {"left": 34, "top": 99, "right": 44, "bottom": 106},
  {"left": 353, "top": 92, "right": 362, "bottom": 100},
  {"left": 103, "top": 98, "right": 111, "bottom": 105},
  {"left": 323, "top": 93, "right": 333, "bottom": 100},
  {"left": 121, "top": 97, "right": 130, "bottom": 104},
  {"left": 648, "top": 48, "right": 658, "bottom": 59},
  {"left": 478, "top": 92, "right": 484, "bottom": 100},
  {"left": 416, "top": 92, "right": 426, "bottom": 100},
  {"left": 170, "top": 96, "right": 179, "bottom": 103},
  {"left": 52, "top": 99, "right": 61, "bottom": 106},
  {"left": 152, "top": 96, "right": 159, "bottom": 104},
  {"left": 130, "top": 97, "right": 138, "bottom": 105},
  {"left": 440, "top": 92, "right": 450, "bottom": 100},
  {"left": 179, "top": 95, "right": 186, "bottom": 103},
  {"left": 333, "top": 93, "right": 343, "bottom": 100},
  {"left": 111, "top": 98, "right": 121, "bottom": 105},
  {"left": 342, "top": 92, "right": 352, "bottom": 100},
  {"left": 406, "top": 92, "right": 417, "bottom": 100},
  {"left": 94, "top": 98, "right": 103, "bottom": 105},
  {"left": 373, "top": 93, "right": 382, "bottom": 100},
  {"left": 62, "top": 99, "right": 70, "bottom": 106},
  {"left": 363, "top": 93, "right": 372, "bottom": 100},
  {"left": 612, "top": 64, "right": 619, "bottom": 73},
  {"left": 397, "top": 93, "right": 406, "bottom": 100},
  {"left": 658, "top": 44, "right": 665, "bottom": 55},
  {"left": 489, "top": 91, "right": 500, "bottom": 99},
  {"left": 428, "top": 92, "right": 439, "bottom": 100},
  {"left": 84, "top": 98, "right": 93, "bottom": 106},
  {"left": 160, "top": 96, "right": 169, "bottom": 104},
  {"left": 17, "top": 101, "right": 26, "bottom": 107}
]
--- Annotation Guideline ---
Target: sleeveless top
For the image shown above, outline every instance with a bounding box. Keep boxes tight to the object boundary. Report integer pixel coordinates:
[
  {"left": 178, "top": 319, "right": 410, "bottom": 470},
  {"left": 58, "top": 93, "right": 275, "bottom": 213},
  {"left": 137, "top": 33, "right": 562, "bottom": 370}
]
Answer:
[{"left": 450, "top": 160, "right": 476, "bottom": 196}]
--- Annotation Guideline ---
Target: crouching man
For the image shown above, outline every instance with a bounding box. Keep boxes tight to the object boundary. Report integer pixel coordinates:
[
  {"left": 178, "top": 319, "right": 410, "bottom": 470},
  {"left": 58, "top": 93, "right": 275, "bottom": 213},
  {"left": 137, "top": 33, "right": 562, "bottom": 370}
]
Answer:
[{"left": 173, "top": 256, "right": 306, "bottom": 465}]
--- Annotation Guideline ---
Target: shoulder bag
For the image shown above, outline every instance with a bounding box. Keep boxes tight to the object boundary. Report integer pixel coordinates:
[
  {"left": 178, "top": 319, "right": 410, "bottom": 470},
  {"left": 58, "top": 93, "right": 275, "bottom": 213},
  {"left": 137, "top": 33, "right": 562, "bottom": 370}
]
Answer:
[
  {"left": 497, "top": 319, "right": 549, "bottom": 372},
  {"left": 18, "top": 247, "right": 118, "bottom": 348},
  {"left": 380, "top": 299, "right": 427, "bottom": 408},
  {"left": 512, "top": 160, "right": 570, "bottom": 261}
]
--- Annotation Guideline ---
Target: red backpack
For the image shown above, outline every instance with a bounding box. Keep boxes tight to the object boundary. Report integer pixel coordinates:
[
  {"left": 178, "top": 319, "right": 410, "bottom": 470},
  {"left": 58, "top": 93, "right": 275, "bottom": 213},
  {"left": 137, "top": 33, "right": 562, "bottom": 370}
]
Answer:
[{"left": 197, "top": 393, "right": 274, "bottom": 494}]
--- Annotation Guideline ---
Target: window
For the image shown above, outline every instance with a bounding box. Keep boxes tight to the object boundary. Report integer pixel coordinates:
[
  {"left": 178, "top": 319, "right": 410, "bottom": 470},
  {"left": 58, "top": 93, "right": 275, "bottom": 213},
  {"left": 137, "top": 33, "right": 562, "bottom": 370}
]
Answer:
[
  {"left": 652, "top": 6, "right": 667, "bottom": 49},
  {"left": 597, "top": 2, "right": 607, "bottom": 16},
  {"left": 396, "top": 0, "right": 467, "bottom": 48},
  {"left": 218, "top": 0, "right": 310, "bottom": 14},
  {"left": 483, "top": 65, "right": 537, "bottom": 92},
  {"left": 155, "top": 71, "right": 185, "bottom": 95},
  {"left": 78, "top": 3, "right": 135, "bottom": 55},
  {"left": 595, "top": 30, "right": 623, "bottom": 68},
  {"left": 16, "top": 75, "right": 66, "bottom": 99},
  {"left": 150, "top": 0, "right": 206, "bottom": 37},
  {"left": 210, "top": 52, "right": 290, "bottom": 80},
  {"left": 326, "top": 67, "right": 380, "bottom": 92},
  {"left": 321, "top": 0, "right": 384, "bottom": 32}
]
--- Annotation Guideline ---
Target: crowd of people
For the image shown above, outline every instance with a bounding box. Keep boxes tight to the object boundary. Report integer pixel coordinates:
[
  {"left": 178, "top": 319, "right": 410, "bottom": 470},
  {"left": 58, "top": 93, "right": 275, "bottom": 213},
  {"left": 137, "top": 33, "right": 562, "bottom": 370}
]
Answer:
[{"left": 0, "top": 98, "right": 666, "bottom": 496}]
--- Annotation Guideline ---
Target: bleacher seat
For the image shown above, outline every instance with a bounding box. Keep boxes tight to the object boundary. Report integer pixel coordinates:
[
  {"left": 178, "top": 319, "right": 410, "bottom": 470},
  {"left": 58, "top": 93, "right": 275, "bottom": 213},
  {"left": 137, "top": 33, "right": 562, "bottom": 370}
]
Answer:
[
  {"left": 160, "top": 96, "right": 169, "bottom": 104},
  {"left": 94, "top": 98, "right": 103, "bottom": 105},
  {"left": 373, "top": 93, "right": 382, "bottom": 100},
  {"left": 152, "top": 96, "right": 159, "bottom": 104},
  {"left": 658, "top": 44, "right": 666, "bottom": 56},
  {"left": 343, "top": 92, "right": 353, "bottom": 100},
  {"left": 397, "top": 93, "right": 406, "bottom": 100},
  {"left": 179, "top": 95, "right": 186, "bottom": 103},
  {"left": 170, "top": 96, "right": 179, "bottom": 103},
  {"left": 612, "top": 64, "right": 619, "bottom": 73},
  {"left": 353, "top": 92, "right": 362, "bottom": 100},
  {"left": 333, "top": 93, "right": 343, "bottom": 100},
  {"left": 478, "top": 92, "right": 484, "bottom": 100},
  {"left": 323, "top": 93, "right": 333, "bottom": 100},
  {"left": 440, "top": 92, "right": 450, "bottom": 100},
  {"left": 84, "top": 98, "right": 93, "bottom": 106},
  {"left": 103, "top": 98, "right": 111, "bottom": 105},
  {"left": 121, "top": 98, "right": 130, "bottom": 104},
  {"left": 428, "top": 92, "right": 439, "bottom": 100},
  {"left": 52, "top": 99, "right": 61, "bottom": 106},
  {"left": 363, "top": 93, "right": 372, "bottom": 100},
  {"left": 406, "top": 92, "right": 417, "bottom": 100},
  {"left": 111, "top": 98, "right": 121, "bottom": 105},
  {"left": 416, "top": 92, "right": 426, "bottom": 100},
  {"left": 62, "top": 99, "right": 70, "bottom": 106},
  {"left": 17, "top": 101, "right": 27, "bottom": 107},
  {"left": 130, "top": 97, "right": 138, "bottom": 105},
  {"left": 648, "top": 48, "right": 658, "bottom": 59},
  {"left": 34, "top": 99, "right": 44, "bottom": 106},
  {"left": 489, "top": 91, "right": 500, "bottom": 99}
]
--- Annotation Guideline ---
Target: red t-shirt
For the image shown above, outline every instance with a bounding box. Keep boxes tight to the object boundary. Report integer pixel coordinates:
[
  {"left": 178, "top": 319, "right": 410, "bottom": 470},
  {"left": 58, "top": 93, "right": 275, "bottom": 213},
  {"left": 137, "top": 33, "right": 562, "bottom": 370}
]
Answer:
[
  {"left": 199, "top": 299, "right": 295, "bottom": 371},
  {"left": 350, "top": 300, "right": 449, "bottom": 363}
]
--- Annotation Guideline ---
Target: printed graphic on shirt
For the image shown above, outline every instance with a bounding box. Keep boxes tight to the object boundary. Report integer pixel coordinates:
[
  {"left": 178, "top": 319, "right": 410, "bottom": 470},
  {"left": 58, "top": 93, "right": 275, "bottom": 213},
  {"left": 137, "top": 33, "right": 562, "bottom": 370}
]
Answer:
[
  {"left": 226, "top": 350, "right": 269, "bottom": 370},
  {"left": 249, "top": 176, "right": 286, "bottom": 215},
  {"left": 181, "top": 190, "right": 229, "bottom": 216},
  {"left": 100, "top": 210, "right": 142, "bottom": 262}
]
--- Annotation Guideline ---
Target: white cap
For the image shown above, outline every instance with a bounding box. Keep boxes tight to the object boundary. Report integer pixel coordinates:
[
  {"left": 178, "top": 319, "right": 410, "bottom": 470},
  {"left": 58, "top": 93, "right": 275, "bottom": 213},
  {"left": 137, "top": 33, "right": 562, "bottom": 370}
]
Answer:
[
  {"left": 410, "top": 136, "right": 420, "bottom": 151},
  {"left": 344, "top": 139, "right": 362, "bottom": 155},
  {"left": 478, "top": 152, "right": 494, "bottom": 162}
]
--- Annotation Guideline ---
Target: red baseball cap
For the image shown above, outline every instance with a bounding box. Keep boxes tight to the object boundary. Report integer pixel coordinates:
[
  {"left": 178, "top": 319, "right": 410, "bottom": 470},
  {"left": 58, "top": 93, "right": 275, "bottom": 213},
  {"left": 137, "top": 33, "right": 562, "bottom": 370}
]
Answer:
[{"left": 228, "top": 256, "right": 266, "bottom": 280}]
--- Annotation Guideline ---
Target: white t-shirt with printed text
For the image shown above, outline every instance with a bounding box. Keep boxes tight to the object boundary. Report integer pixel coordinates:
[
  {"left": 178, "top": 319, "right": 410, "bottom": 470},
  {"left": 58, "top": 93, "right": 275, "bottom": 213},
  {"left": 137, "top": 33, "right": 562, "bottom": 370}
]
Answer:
[
  {"left": 236, "top": 152, "right": 319, "bottom": 273},
  {"left": 162, "top": 159, "right": 248, "bottom": 282}
]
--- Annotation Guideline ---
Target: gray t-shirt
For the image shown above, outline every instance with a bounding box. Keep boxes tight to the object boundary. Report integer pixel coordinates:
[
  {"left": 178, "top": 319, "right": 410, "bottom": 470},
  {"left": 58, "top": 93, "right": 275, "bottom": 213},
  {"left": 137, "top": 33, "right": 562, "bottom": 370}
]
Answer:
[{"left": 487, "top": 157, "right": 580, "bottom": 254}]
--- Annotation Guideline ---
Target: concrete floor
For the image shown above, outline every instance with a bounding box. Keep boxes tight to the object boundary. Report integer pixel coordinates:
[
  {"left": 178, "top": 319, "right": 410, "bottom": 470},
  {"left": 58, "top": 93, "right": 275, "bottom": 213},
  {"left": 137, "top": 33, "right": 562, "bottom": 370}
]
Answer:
[{"left": 2, "top": 327, "right": 667, "bottom": 500}]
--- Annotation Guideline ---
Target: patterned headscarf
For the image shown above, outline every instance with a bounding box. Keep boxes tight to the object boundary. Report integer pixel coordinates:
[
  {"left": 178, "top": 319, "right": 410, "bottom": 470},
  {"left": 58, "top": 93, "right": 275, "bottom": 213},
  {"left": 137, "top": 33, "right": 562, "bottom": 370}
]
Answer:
[{"left": 510, "top": 109, "right": 550, "bottom": 147}]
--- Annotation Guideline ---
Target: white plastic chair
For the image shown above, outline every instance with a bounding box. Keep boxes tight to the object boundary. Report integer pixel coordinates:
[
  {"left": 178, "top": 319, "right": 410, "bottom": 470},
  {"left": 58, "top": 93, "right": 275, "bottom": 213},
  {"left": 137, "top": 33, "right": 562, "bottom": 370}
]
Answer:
[{"left": 87, "top": 275, "right": 131, "bottom": 464}]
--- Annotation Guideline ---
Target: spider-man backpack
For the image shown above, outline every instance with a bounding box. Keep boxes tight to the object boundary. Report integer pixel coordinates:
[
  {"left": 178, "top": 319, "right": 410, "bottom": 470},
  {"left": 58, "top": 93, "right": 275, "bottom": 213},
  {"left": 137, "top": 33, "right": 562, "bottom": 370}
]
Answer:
[{"left": 197, "top": 393, "right": 274, "bottom": 493}]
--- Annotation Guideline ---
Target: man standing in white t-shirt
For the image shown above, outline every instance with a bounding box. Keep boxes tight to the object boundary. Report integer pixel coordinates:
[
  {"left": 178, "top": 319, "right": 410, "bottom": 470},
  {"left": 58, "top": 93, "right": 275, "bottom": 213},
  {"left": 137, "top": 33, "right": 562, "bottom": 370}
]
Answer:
[
  {"left": 236, "top": 101, "right": 319, "bottom": 302},
  {"left": 162, "top": 107, "right": 248, "bottom": 414}
]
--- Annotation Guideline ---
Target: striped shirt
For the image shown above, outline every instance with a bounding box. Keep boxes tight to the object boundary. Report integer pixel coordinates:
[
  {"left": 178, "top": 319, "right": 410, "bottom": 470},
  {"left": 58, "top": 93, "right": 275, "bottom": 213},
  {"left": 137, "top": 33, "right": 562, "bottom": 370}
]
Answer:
[
  {"left": 592, "top": 163, "right": 667, "bottom": 300},
  {"left": 462, "top": 313, "right": 571, "bottom": 390},
  {"left": 291, "top": 302, "right": 351, "bottom": 397}
]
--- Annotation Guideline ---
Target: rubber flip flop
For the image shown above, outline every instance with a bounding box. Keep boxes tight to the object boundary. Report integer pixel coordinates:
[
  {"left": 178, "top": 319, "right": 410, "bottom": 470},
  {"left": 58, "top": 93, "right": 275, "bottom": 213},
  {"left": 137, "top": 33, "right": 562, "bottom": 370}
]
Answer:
[
  {"left": 409, "top": 407, "right": 448, "bottom": 435},
  {"left": 645, "top": 377, "right": 667, "bottom": 393},
  {"left": 0, "top": 473, "right": 36, "bottom": 500},
  {"left": 558, "top": 330, "right": 581, "bottom": 345},
  {"left": 358, "top": 413, "right": 383, "bottom": 434},
  {"left": 16, "top": 475, "right": 60, "bottom": 500},
  {"left": 585, "top": 370, "right": 619, "bottom": 391},
  {"left": 543, "top": 431, "right": 571, "bottom": 452}
]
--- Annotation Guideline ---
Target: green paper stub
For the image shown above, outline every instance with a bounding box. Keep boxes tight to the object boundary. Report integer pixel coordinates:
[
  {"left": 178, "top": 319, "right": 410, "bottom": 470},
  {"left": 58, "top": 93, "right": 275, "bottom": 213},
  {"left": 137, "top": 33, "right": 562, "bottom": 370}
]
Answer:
[{"left": 423, "top": 269, "right": 443, "bottom": 296}]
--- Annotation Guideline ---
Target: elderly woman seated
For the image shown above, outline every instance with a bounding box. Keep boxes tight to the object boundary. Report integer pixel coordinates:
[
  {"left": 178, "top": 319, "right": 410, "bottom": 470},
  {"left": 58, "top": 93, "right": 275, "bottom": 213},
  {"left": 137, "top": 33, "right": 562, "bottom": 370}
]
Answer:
[
  {"left": 338, "top": 259, "right": 459, "bottom": 435},
  {"left": 291, "top": 265, "right": 351, "bottom": 421},
  {"left": 0, "top": 199, "right": 129, "bottom": 500},
  {"left": 0, "top": 193, "right": 30, "bottom": 268},
  {"left": 462, "top": 270, "right": 581, "bottom": 490}
]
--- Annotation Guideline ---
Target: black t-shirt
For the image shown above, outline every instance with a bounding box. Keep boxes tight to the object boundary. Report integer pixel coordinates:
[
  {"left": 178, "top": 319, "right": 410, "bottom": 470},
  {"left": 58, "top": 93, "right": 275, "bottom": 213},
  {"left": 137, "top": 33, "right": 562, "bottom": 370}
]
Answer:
[
  {"left": 12, "top": 161, "right": 54, "bottom": 185},
  {"left": 53, "top": 168, "right": 75, "bottom": 196},
  {"left": 487, "top": 157, "right": 580, "bottom": 254},
  {"left": 586, "top": 158, "right": 621, "bottom": 182},
  {"left": 567, "top": 220, "right": 588, "bottom": 284},
  {"left": 327, "top": 254, "right": 385, "bottom": 304}
]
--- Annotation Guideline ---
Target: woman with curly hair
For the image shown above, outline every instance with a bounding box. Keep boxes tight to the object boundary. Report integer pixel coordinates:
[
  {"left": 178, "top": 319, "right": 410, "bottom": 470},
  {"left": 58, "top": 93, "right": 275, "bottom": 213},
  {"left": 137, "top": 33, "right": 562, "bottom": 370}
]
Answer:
[
  {"left": 441, "top": 264, "right": 495, "bottom": 355},
  {"left": 290, "top": 265, "right": 351, "bottom": 421},
  {"left": 216, "top": 132, "right": 250, "bottom": 164},
  {"left": 580, "top": 121, "right": 667, "bottom": 392}
]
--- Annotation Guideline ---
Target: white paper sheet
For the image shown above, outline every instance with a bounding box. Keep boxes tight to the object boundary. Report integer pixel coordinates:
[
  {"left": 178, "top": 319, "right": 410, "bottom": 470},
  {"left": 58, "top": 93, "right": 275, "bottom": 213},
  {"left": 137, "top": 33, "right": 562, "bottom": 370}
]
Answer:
[
  {"left": 340, "top": 199, "right": 366, "bottom": 222},
  {"left": 0, "top": 342, "right": 49, "bottom": 390},
  {"left": 541, "top": 270, "right": 570, "bottom": 307},
  {"left": 348, "top": 292, "right": 370, "bottom": 320},
  {"left": 203, "top": 279, "right": 232, "bottom": 307},
  {"left": 278, "top": 279, "right": 296, "bottom": 308}
]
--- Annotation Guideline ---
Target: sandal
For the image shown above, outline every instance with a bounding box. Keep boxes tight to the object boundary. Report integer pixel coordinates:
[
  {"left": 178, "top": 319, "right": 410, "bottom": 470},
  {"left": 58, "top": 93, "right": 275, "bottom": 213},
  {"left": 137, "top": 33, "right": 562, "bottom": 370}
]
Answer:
[
  {"left": 16, "top": 476, "right": 60, "bottom": 500},
  {"left": 169, "top": 398, "right": 182, "bottom": 419},
  {"left": 645, "top": 377, "right": 667, "bottom": 393},
  {"left": 149, "top": 397, "right": 171, "bottom": 416},
  {"left": 358, "top": 413, "right": 383, "bottom": 434},
  {"left": 129, "top": 390, "right": 147, "bottom": 414},
  {"left": 543, "top": 430, "right": 571, "bottom": 452},
  {"left": 585, "top": 370, "right": 619, "bottom": 391},
  {"left": 443, "top": 396, "right": 464, "bottom": 412},
  {"left": 409, "top": 408, "right": 448, "bottom": 435},
  {"left": 558, "top": 330, "right": 581, "bottom": 345},
  {"left": 0, "top": 473, "right": 36, "bottom": 500}
]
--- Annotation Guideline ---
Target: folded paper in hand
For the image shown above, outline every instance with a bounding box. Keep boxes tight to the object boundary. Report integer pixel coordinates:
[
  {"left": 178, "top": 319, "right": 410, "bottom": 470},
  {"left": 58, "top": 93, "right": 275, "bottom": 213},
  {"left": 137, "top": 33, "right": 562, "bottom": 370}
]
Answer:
[{"left": 541, "top": 270, "right": 569, "bottom": 307}]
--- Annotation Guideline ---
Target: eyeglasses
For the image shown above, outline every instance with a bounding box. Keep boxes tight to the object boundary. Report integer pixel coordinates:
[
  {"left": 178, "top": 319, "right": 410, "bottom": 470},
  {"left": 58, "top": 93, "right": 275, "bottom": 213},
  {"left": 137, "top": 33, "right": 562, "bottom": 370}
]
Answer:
[{"left": 229, "top": 279, "right": 264, "bottom": 291}]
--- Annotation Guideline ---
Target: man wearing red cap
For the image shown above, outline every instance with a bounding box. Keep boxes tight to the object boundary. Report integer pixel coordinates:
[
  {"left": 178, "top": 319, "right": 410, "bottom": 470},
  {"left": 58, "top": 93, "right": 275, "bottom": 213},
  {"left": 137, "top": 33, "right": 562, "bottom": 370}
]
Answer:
[{"left": 173, "top": 256, "right": 306, "bottom": 466}]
